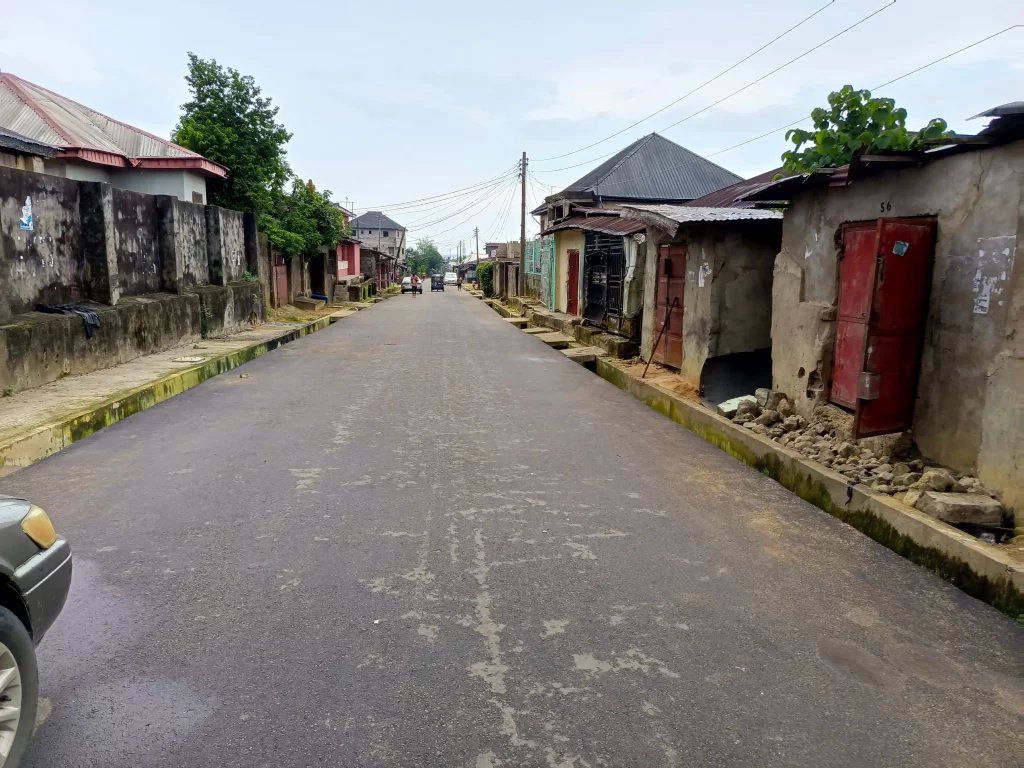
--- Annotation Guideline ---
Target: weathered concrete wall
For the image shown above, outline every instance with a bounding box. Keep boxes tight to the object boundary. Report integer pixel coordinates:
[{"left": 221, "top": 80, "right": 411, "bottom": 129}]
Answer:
[
  {"left": 175, "top": 200, "right": 209, "bottom": 287},
  {"left": 112, "top": 187, "right": 161, "bottom": 296},
  {"left": 621, "top": 236, "right": 645, "bottom": 340},
  {"left": 640, "top": 226, "right": 674, "bottom": 362},
  {"left": 205, "top": 205, "right": 246, "bottom": 285},
  {"left": 0, "top": 167, "right": 86, "bottom": 321},
  {"left": 772, "top": 140, "right": 1022, "bottom": 498},
  {"left": 0, "top": 293, "right": 201, "bottom": 391},
  {"left": 189, "top": 282, "right": 262, "bottom": 338}
]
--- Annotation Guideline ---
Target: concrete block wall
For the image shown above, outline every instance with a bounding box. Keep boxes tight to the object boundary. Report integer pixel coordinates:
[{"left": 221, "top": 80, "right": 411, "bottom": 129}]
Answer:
[{"left": 0, "top": 165, "right": 259, "bottom": 313}]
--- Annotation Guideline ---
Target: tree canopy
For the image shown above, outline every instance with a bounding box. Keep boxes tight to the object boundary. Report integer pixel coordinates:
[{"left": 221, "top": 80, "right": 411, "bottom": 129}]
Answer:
[
  {"left": 406, "top": 239, "right": 444, "bottom": 276},
  {"left": 173, "top": 53, "right": 348, "bottom": 258},
  {"left": 782, "top": 86, "right": 950, "bottom": 175}
]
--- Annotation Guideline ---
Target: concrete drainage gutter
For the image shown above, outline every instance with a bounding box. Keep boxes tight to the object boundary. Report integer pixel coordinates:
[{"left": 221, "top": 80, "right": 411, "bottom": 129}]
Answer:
[
  {"left": 593, "top": 357, "right": 1023, "bottom": 618},
  {"left": 0, "top": 314, "right": 336, "bottom": 472}
]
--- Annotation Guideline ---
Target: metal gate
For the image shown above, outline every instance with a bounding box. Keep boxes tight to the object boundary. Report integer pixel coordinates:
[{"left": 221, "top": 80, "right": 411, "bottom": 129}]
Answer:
[
  {"left": 583, "top": 232, "right": 625, "bottom": 324},
  {"left": 832, "top": 218, "right": 936, "bottom": 438}
]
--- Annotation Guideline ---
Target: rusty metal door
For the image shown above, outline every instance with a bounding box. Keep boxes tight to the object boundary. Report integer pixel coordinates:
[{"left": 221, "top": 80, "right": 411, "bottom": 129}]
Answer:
[
  {"left": 273, "top": 253, "right": 289, "bottom": 308},
  {"left": 832, "top": 219, "right": 935, "bottom": 438},
  {"left": 567, "top": 249, "right": 580, "bottom": 315},
  {"left": 653, "top": 245, "right": 686, "bottom": 369}
]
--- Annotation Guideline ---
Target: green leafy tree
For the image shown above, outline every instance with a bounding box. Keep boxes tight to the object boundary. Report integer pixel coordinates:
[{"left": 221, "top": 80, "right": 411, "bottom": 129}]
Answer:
[
  {"left": 476, "top": 261, "right": 494, "bottom": 298},
  {"left": 173, "top": 53, "right": 292, "bottom": 215},
  {"left": 406, "top": 239, "right": 444, "bottom": 276},
  {"left": 782, "top": 86, "right": 950, "bottom": 174},
  {"left": 173, "top": 54, "right": 349, "bottom": 258}
]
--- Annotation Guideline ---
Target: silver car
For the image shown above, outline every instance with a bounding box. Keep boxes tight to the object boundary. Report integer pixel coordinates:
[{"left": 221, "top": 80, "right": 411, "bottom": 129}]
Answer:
[{"left": 0, "top": 496, "right": 72, "bottom": 767}]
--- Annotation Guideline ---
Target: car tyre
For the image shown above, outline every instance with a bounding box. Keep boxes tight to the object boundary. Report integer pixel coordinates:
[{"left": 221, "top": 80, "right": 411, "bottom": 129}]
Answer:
[{"left": 0, "top": 605, "right": 38, "bottom": 768}]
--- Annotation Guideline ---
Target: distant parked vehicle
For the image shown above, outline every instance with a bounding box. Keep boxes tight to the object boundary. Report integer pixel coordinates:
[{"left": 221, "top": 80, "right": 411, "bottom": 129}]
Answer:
[
  {"left": 401, "top": 276, "right": 422, "bottom": 294},
  {"left": 0, "top": 495, "right": 72, "bottom": 766},
  {"left": 443, "top": 272, "right": 458, "bottom": 285},
  {"left": 431, "top": 275, "right": 445, "bottom": 292}
]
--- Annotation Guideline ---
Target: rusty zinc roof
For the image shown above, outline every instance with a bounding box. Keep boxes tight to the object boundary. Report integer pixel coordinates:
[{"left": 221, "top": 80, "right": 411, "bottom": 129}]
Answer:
[
  {"left": 543, "top": 215, "right": 645, "bottom": 236},
  {"left": 621, "top": 204, "right": 782, "bottom": 224},
  {"left": 0, "top": 72, "right": 227, "bottom": 176}
]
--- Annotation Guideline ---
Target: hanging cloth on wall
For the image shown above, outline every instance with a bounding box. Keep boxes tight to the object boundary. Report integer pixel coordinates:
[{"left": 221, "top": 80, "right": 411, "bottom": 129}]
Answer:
[{"left": 35, "top": 304, "right": 101, "bottom": 339}]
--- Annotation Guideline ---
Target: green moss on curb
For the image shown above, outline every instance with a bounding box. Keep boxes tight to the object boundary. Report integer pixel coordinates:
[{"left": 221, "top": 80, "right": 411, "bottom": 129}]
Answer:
[{"left": 596, "top": 358, "right": 1023, "bottom": 619}]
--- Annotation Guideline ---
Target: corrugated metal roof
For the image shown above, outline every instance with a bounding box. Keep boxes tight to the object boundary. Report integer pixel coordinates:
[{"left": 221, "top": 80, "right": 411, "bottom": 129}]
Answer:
[
  {"left": 544, "top": 215, "right": 645, "bottom": 236},
  {"left": 622, "top": 204, "right": 782, "bottom": 224},
  {"left": 350, "top": 210, "right": 406, "bottom": 231},
  {"left": 0, "top": 73, "right": 226, "bottom": 176},
  {"left": 0, "top": 125, "right": 58, "bottom": 156},
  {"left": 562, "top": 133, "right": 742, "bottom": 202},
  {"left": 681, "top": 167, "right": 787, "bottom": 209}
]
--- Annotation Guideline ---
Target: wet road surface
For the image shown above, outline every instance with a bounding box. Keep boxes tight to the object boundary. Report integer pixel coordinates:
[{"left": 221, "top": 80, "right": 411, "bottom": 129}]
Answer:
[{"left": 4, "top": 290, "right": 1021, "bottom": 767}]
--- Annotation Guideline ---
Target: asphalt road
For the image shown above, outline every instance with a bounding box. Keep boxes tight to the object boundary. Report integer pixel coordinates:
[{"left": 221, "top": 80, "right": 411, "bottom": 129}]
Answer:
[{"left": 3, "top": 289, "right": 1020, "bottom": 768}]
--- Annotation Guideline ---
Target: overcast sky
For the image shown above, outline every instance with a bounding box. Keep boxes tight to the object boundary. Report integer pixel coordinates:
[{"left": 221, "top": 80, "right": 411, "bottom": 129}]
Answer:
[{"left": 2, "top": 1, "right": 1021, "bottom": 255}]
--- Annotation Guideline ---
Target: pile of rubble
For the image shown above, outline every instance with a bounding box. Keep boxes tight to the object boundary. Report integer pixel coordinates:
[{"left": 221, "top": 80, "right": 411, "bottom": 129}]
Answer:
[{"left": 718, "top": 389, "right": 1012, "bottom": 541}]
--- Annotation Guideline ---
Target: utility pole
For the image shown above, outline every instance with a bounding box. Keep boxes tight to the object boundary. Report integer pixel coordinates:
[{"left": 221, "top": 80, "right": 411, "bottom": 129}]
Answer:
[
  {"left": 519, "top": 151, "right": 527, "bottom": 296},
  {"left": 475, "top": 227, "right": 479, "bottom": 261}
]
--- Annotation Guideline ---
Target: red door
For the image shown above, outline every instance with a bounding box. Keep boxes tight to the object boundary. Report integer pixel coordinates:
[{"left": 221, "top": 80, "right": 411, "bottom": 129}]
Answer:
[
  {"left": 832, "top": 219, "right": 936, "bottom": 438},
  {"left": 566, "top": 249, "right": 580, "bottom": 315},
  {"left": 653, "top": 245, "right": 686, "bottom": 369}
]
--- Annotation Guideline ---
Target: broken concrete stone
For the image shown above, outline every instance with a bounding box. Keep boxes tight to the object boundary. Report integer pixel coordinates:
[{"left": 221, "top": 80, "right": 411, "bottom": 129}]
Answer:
[
  {"left": 767, "top": 426, "right": 785, "bottom": 439},
  {"left": 836, "top": 442, "right": 858, "bottom": 459},
  {"left": 750, "top": 423, "right": 769, "bottom": 435},
  {"left": 908, "top": 459, "right": 924, "bottom": 472},
  {"left": 950, "top": 480, "right": 968, "bottom": 494},
  {"left": 874, "top": 471, "right": 894, "bottom": 483},
  {"left": 733, "top": 413, "right": 755, "bottom": 425},
  {"left": 892, "top": 462, "right": 911, "bottom": 476},
  {"left": 755, "top": 387, "right": 770, "bottom": 406},
  {"left": 736, "top": 399, "right": 762, "bottom": 419},
  {"left": 958, "top": 476, "right": 980, "bottom": 489},
  {"left": 903, "top": 490, "right": 923, "bottom": 508},
  {"left": 915, "top": 492, "right": 1004, "bottom": 526},
  {"left": 743, "top": 421, "right": 757, "bottom": 429},
  {"left": 776, "top": 398, "right": 794, "bottom": 419},
  {"left": 764, "top": 391, "right": 788, "bottom": 411},
  {"left": 872, "top": 463, "right": 893, "bottom": 476},
  {"left": 872, "top": 484, "right": 895, "bottom": 494},
  {"left": 754, "top": 409, "right": 780, "bottom": 426},
  {"left": 910, "top": 469, "right": 955, "bottom": 493},
  {"left": 717, "top": 395, "right": 758, "bottom": 418},
  {"left": 892, "top": 472, "right": 922, "bottom": 488},
  {"left": 781, "top": 416, "right": 801, "bottom": 433}
]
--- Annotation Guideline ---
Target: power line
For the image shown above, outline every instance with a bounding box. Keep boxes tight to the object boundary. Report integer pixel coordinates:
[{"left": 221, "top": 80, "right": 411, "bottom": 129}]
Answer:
[
  {"left": 410, "top": 175, "right": 519, "bottom": 238},
  {"left": 658, "top": 0, "right": 896, "bottom": 134},
  {"left": 533, "top": 1, "right": 895, "bottom": 177},
  {"left": 353, "top": 165, "right": 518, "bottom": 212},
  {"left": 407, "top": 175, "right": 518, "bottom": 231},
  {"left": 533, "top": 0, "right": 836, "bottom": 163},
  {"left": 402, "top": 174, "right": 515, "bottom": 227},
  {"left": 704, "top": 24, "right": 1023, "bottom": 159},
  {"left": 579, "top": 24, "right": 1023, "bottom": 192},
  {"left": 484, "top": 175, "right": 521, "bottom": 243}
]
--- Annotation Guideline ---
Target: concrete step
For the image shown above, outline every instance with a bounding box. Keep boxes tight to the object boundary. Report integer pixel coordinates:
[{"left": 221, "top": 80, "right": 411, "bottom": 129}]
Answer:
[
  {"left": 505, "top": 317, "right": 528, "bottom": 328},
  {"left": 535, "top": 331, "right": 573, "bottom": 349},
  {"left": 293, "top": 297, "right": 326, "bottom": 311},
  {"left": 561, "top": 346, "right": 606, "bottom": 366},
  {"left": 523, "top": 327, "right": 549, "bottom": 335}
]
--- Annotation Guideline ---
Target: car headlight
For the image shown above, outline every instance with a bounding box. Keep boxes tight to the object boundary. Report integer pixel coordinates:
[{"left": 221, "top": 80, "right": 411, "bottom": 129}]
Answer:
[{"left": 22, "top": 505, "right": 57, "bottom": 549}]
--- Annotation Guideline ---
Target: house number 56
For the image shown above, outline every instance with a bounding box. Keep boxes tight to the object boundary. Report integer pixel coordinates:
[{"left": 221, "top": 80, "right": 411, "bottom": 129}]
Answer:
[{"left": 880, "top": 201, "right": 892, "bottom": 213}]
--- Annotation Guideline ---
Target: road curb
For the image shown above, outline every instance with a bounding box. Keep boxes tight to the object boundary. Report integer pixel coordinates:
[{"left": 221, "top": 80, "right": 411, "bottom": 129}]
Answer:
[
  {"left": 0, "top": 314, "right": 336, "bottom": 472},
  {"left": 594, "top": 357, "right": 1023, "bottom": 618}
]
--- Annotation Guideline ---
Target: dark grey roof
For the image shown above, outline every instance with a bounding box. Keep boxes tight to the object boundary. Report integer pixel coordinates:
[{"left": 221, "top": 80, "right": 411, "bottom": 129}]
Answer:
[
  {"left": 969, "top": 101, "right": 1024, "bottom": 119},
  {"left": 350, "top": 210, "right": 406, "bottom": 231},
  {"left": 562, "top": 133, "right": 742, "bottom": 202},
  {"left": 0, "top": 125, "right": 58, "bottom": 156}
]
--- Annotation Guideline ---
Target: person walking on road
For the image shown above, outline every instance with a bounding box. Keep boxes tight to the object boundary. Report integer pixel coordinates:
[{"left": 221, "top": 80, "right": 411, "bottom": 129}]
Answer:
[{"left": 457, "top": 274, "right": 463, "bottom": 291}]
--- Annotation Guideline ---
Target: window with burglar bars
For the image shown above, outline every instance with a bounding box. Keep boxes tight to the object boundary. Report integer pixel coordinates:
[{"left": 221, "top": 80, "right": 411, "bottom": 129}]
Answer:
[{"left": 526, "top": 237, "right": 554, "bottom": 275}]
